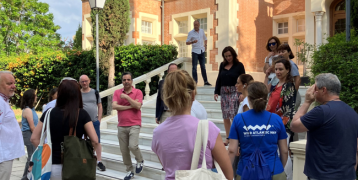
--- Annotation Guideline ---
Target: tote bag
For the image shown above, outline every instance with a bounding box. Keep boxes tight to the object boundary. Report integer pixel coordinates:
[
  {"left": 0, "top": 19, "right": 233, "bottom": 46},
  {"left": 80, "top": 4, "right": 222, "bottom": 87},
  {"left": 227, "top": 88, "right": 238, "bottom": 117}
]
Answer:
[
  {"left": 61, "top": 112, "right": 96, "bottom": 180},
  {"left": 175, "top": 120, "right": 227, "bottom": 180},
  {"left": 30, "top": 108, "right": 53, "bottom": 180}
]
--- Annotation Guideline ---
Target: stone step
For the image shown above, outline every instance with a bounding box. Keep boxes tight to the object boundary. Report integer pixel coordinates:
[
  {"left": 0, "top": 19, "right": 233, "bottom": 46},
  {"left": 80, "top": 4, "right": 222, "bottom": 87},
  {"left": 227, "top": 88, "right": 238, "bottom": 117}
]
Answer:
[
  {"left": 198, "top": 100, "right": 221, "bottom": 109},
  {"left": 101, "top": 139, "right": 160, "bottom": 163},
  {"left": 107, "top": 120, "right": 225, "bottom": 135},
  {"left": 96, "top": 168, "right": 154, "bottom": 180},
  {"left": 101, "top": 152, "right": 165, "bottom": 180},
  {"left": 101, "top": 129, "right": 153, "bottom": 147},
  {"left": 140, "top": 112, "right": 223, "bottom": 125}
]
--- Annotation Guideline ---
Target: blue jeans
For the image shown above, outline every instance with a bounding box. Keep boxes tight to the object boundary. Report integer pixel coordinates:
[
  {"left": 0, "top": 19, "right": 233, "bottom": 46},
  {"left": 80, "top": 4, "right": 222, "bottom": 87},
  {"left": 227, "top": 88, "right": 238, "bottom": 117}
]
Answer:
[
  {"left": 192, "top": 51, "right": 208, "bottom": 83},
  {"left": 93, "top": 120, "right": 101, "bottom": 143}
]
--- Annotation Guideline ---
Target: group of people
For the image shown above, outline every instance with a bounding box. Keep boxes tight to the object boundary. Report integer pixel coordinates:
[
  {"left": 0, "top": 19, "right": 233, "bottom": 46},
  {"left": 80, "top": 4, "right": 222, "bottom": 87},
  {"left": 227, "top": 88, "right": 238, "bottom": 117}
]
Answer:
[
  {"left": 0, "top": 20, "right": 358, "bottom": 180},
  {"left": 0, "top": 73, "right": 106, "bottom": 180}
]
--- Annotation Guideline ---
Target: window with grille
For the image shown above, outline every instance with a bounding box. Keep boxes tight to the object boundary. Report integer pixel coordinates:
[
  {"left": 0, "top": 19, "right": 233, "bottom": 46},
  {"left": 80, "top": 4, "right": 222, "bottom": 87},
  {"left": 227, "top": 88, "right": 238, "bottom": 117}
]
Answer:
[
  {"left": 178, "top": 21, "right": 188, "bottom": 34},
  {"left": 297, "top": 19, "right": 305, "bottom": 32},
  {"left": 197, "top": 18, "right": 207, "bottom": 31},
  {"left": 141, "top": 21, "right": 152, "bottom": 34},
  {"left": 178, "top": 41, "right": 187, "bottom": 57},
  {"left": 278, "top": 22, "right": 288, "bottom": 34}
]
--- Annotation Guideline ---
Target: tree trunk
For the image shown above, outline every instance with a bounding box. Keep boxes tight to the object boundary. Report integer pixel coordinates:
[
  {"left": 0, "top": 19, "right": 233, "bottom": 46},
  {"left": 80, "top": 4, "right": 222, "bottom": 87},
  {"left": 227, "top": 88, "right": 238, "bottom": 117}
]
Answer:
[{"left": 107, "top": 47, "right": 115, "bottom": 115}]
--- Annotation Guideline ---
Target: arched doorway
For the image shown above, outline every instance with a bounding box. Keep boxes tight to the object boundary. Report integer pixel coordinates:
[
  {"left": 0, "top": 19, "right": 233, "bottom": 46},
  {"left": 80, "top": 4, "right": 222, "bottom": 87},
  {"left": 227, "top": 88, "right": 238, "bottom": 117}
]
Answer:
[{"left": 330, "top": 0, "right": 346, "bottom": 36}]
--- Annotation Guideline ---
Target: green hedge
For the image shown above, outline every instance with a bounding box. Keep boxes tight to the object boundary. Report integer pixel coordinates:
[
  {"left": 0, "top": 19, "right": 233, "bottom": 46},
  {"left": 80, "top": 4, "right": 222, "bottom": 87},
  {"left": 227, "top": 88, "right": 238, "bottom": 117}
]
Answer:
[
  {"left": 311, "top": 29, "right": 358, "bottom": 111},
  {"left": 0, "top": 44, "right": 178, "bottom": 110}
]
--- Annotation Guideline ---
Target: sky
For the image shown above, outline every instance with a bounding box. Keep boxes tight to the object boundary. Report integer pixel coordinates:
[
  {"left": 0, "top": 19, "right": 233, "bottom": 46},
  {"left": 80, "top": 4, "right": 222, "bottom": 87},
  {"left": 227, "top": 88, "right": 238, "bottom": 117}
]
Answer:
[{"left": 39, "top": 0, "right": 83, "bottom": 41}]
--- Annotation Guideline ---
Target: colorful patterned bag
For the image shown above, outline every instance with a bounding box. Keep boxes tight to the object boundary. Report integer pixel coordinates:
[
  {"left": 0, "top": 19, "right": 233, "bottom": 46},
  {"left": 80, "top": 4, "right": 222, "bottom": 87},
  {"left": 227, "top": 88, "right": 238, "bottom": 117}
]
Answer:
[{"left": 29, "top": 108, "right": 53, "bottom": 180}]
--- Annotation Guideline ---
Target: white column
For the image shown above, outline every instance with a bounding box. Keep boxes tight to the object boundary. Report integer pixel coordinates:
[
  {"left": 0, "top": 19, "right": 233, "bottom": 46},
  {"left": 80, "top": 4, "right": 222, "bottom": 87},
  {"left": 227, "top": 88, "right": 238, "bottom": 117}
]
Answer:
[
  {"left": 291, "top": 140, "right": 307, "bottom": 180},
  {"left": 314, "top": 11, "right": 325, "bottom": 46},
  {"left": 144, "top": 78, "right": 151, "bottom": 100}
]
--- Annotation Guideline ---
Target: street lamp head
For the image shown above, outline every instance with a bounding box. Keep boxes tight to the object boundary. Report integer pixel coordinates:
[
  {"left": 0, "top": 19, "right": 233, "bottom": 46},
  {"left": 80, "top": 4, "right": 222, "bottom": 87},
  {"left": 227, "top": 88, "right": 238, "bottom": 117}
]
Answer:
[{"left": 89, "top": 0, "right": 106, "bottom": 9}]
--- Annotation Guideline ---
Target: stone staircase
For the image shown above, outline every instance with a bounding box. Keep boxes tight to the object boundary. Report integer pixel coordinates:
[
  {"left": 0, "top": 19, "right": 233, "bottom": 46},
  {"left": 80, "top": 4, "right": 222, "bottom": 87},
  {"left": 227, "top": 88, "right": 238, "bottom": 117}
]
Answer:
[{"left": 96, "top": 86, "right": 308, "bottom": 180}]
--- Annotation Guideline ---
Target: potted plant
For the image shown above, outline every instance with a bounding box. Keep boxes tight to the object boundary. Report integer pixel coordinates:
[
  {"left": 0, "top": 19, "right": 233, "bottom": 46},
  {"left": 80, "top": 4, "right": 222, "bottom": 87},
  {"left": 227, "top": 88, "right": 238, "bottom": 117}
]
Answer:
[{"left": 294, "top": 39, "right": 314, "bottom": 86}]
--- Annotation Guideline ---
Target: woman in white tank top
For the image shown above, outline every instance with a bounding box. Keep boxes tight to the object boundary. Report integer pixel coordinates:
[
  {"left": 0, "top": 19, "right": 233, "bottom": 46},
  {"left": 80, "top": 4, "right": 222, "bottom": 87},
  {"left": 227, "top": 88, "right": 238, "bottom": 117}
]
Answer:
[{"left": 235, "top": 74, "right": 254, "bottom": 114}]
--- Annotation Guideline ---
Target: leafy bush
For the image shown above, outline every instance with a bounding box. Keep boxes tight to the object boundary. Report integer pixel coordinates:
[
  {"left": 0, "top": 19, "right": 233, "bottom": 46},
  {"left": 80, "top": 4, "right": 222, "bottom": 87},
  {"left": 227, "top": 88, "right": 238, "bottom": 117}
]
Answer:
[
  {"left": 0, "top": 44, "right": 178, "bottom": 110},
  {"left": 310, "top": 29, "right": 358, "bottom": 111}
]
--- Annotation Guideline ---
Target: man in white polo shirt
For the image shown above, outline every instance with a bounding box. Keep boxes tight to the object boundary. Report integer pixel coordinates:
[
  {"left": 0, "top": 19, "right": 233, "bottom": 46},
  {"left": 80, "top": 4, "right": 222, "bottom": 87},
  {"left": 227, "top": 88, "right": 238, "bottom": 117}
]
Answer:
[
  {"left": 186, "top": 20, "right": 212, "bottom": 86},
  {"left": 0, "top": 71, "right": 25, "bottom": 180}
]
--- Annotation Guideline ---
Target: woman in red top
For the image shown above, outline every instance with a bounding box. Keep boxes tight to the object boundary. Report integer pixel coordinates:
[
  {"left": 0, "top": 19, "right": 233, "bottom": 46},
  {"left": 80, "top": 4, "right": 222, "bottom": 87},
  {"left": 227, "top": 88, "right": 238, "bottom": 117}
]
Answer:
[{"left": 264, "top": 58, "right": 297, "bottom": 129}]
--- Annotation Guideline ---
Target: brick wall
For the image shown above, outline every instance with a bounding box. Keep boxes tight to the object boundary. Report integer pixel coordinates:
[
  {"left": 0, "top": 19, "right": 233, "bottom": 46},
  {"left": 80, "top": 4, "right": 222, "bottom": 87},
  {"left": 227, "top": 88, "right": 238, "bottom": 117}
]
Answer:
[
  {"left": 273, "top": 0, "right": 305, "bottom": 15},
  {"left": 82, "top": 0, "right": 91, "bottom": 41},
  {"left": 237, "top": 0, "right": 274, "bottom": 72}
]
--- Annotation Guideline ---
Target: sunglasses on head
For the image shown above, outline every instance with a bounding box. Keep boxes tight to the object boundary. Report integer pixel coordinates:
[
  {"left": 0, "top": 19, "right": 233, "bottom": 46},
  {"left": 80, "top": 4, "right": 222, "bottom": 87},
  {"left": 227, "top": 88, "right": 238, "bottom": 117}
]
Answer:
[
  {"left": 269, "top": 42, "right": 277, "bottom": 46},
  {"left": 60, "top": 77, "right": 78, "bottom": 84}
]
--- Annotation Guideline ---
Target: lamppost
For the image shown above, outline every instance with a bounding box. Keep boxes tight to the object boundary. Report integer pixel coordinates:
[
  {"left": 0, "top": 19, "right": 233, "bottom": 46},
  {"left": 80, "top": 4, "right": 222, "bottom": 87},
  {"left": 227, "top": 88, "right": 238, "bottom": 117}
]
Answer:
[
  {"left": 346, "top": 0, "right": 351, "bottom": 42},
  {"left": 89, "top": 0, "right": 106, "bottom": 91}
]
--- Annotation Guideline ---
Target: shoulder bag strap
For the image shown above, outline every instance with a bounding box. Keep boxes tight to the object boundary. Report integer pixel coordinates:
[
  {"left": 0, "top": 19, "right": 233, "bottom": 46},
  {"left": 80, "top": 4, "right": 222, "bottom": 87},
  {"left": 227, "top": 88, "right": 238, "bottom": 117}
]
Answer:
[
  {"left": 39, "top": 108, "right": 53, "bottom": 146},
  {"left": 68, "top": 110, "right": 80, "bottom": 136},
  {"left": 190, "top": 120, "right": 204, "bottom": 170}
]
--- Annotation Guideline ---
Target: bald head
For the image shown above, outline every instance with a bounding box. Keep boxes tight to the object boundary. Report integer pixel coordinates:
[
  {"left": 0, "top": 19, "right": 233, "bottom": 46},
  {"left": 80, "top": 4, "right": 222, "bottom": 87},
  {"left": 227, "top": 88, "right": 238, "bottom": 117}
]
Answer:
[
  {"left": 0, "top": 71, "right": 16, "bottom": 97},
  {"left": 79, "top": 75, "right": 91, "bottom": 91}
]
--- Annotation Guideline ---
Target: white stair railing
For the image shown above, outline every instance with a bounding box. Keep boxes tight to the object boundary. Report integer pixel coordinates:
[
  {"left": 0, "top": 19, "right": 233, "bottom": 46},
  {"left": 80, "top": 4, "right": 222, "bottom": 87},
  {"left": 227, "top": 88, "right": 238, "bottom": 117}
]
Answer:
[{"left": 99, "top": 57, "right": 192, "bottom": 118}]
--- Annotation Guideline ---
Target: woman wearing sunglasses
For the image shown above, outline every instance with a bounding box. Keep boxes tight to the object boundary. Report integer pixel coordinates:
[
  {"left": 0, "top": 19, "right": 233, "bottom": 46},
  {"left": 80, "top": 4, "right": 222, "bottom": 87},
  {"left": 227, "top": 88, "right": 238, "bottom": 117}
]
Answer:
[{"left": 263, "top": 36, "right": 281, "bottom": 85}]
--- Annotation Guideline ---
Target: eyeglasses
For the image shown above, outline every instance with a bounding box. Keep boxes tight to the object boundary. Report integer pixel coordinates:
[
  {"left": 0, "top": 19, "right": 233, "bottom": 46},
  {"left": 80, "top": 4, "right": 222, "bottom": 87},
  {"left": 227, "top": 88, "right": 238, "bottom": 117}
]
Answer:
[
  {"left": 269, "top": 42, "right": 277, "bottom": 46},
  {"left": 60, "top": 77, "right": 78, "bottom": 84}
]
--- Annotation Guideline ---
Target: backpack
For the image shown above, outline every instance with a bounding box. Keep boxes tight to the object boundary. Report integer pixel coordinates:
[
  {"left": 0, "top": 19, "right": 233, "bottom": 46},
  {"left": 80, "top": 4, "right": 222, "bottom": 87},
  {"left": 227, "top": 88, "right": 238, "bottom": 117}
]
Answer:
[
  {"left": 240, "top": 113, "right": 277, "bottom": 180},
  {"left": 94, "top": 89, "right": 99, "bottom": 104}
]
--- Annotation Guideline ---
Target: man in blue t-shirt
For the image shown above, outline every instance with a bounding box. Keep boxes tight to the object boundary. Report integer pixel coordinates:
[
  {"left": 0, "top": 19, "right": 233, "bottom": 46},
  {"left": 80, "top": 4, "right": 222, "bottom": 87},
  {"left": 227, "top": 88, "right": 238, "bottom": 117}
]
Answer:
[{"left": 291, "top": 73, "right": 358, "bottom": 180}]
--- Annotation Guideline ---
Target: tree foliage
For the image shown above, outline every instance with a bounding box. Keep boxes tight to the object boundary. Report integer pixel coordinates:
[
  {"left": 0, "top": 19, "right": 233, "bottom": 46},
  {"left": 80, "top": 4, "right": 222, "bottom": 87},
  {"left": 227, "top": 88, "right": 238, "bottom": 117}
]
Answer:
[
  {"left": 73, "top": 24, "right": 82, "bottom": 50},
  {"left": 90, "top": 0, "right": 130, "bottom": 87},
  {"left": 311, "top": 30, "right": 358, "bottom": 111},
  {"left": 0, "top": 0, "right": 61, "bottom": 57},
  {"left": 352, "top": 0, "right": 358, "bottom": 30}
]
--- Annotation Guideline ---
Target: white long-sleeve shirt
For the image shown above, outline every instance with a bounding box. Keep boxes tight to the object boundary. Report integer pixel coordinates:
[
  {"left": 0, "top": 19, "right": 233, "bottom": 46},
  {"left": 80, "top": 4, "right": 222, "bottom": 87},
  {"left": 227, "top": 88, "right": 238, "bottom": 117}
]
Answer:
[{"left": 0, "top": 93, "right": 25, "bottom": 163}]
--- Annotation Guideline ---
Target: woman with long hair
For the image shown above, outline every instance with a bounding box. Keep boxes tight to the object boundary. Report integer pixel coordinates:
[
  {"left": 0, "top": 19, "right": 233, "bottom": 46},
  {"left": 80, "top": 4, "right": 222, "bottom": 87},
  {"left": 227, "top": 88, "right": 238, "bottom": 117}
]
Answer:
[
  {"left": 263, "top": 36, "right": 281, "bottom": 85},
  {"left": 265, "top": 58, "right": 297, "bottom": 180},
  {"left": 228, "top": 82, "right": 288, "bottom": 180},
  {"left": 31, "top": 78, "right": 99, "bottom": 180},
  {"left": 20, "top": 89, "right": 38, "bottom": 180},
  {"left": 152, "top": 70, "right": 233, "bottom": 180},
  {"left": 214, "top": 46, "right": 245, "bottom": 146},
  {"left": 277, "top": 44, "right": 302, "bottom": 110}
]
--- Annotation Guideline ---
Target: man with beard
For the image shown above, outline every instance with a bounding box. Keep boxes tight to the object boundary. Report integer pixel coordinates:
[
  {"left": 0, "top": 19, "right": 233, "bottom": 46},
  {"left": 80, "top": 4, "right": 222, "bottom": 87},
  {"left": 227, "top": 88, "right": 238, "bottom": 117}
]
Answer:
[
  {"left": 0, "top": 71, "right": 25, "bottom": 180},
  {"left": 112, "top": 72, "right": 144, "bottom": 180}
]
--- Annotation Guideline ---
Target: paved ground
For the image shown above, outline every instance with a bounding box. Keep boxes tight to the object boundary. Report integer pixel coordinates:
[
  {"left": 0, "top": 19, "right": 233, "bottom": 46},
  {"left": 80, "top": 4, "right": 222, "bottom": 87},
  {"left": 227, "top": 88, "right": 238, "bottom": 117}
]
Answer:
[{"left": 10, "top": 157, "right": 26, "bottom": 180}]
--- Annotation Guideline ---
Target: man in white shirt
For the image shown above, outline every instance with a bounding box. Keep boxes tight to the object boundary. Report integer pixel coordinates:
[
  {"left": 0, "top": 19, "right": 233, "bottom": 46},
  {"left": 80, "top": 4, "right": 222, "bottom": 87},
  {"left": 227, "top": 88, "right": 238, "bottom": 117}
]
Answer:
[
  {"left": 0, "top": 71, "right": 25, "bottom": 180},
  {"left": 186, "top": 20, "right": 212, "bottom": 86}
]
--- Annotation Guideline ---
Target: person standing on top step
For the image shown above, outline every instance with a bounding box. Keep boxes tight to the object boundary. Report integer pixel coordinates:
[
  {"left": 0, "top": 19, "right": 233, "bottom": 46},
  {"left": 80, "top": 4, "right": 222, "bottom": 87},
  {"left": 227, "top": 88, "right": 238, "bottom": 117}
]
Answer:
[
  {"left": 0, "top": 71, "right": 25, "bottom": 180},
  {"left": 112, "top": 72, "right": 144, "bottom": 180},
  {"left": 79, "top": 75, "right": 106, "bottom": 171},
  {"left": 214, "top": 46, "right": 245, "bottom": 146},
  {"left": 186, "top": 20, "right": 212, "bottom": 86},
  {"left": 155, "top": 63, "right": 178, "bottom": 124}
]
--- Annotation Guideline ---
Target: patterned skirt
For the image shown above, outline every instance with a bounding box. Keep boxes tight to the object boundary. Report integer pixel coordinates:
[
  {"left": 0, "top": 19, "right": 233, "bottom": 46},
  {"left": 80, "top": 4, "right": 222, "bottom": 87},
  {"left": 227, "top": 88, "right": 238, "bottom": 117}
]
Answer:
[{"left": 220, "top": 86, "right": 239, "bottom": 119}]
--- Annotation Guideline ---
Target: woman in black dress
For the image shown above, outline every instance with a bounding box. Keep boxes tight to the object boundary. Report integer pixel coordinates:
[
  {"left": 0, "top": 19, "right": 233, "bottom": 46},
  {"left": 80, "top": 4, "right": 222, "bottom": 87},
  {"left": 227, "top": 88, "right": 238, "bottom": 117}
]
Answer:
[{"left": 214, "top": 46, "right": 245, "bottom": 146}]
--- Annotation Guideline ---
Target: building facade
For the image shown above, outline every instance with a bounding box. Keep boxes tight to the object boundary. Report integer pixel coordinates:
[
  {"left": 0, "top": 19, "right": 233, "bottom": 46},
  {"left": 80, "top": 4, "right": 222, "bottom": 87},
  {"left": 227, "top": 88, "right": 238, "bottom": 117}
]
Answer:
[{"left": 81, "top": 0, "right": 347, "bottom": 75}]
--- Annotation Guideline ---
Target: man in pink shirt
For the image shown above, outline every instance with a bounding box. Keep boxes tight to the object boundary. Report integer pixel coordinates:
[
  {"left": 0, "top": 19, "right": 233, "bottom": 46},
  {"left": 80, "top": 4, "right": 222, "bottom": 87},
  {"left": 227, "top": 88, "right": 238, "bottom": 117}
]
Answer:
[{"left": 112, "top": 72, "right": 144, "bottom": 180}]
